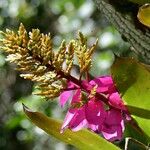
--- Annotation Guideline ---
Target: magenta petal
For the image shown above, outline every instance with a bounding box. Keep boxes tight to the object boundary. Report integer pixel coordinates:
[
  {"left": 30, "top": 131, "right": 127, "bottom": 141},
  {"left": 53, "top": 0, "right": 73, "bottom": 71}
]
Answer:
[
  {"left": 121, "top": 120, "right": 125, "bottom": 132},
  {"left": 85, "top": 99, "right": 106, "bottom": 126},
  {"left": 101, "top": 109, "right": 124, "bottom": 141},
  {"left": 88, "top": 124, "right": 99, "bottom": 132},
  {"left": 68, "top": 81, "right": 77, "bottom": 89},
  {"left": 71, "top": 89, "right": 81, "bottom": 104},
  {"left": 61, "top": 106, "right": 87, "bottom": 132},
  {"left": 59, "top": 81, "right": 78, "bottom": 107},
  {"left": 61, "top": 109, "right": 76, "bottom": 133},
  {"left": 90, "top": 76, "right": 115, "bottom": 93},
  {"left": 101, "top": 126, "right": 122, "bottom": 141},
  {"left": 59, "top": 90, "right": 72, "bottom": 107},
  {"left": 109, "top": 92, "right": 126, "bottom": 110},
  {"left": 71, "top": 119, "right": 88, "bottom": 131},
  {"left": 69, "top": 107, "right": 87, "bottom": 131},
  {"left": 81, "top": 80, "right": 93, "bottom": 91},
  {"left": 104, "top": 109, "right": 122, "bottom": 126},
  {"left": 124, "top": 112, "right": 132, "bottom": 121},
  {"left": 61, "top": 89, "right": 86, "bottom": 132}
]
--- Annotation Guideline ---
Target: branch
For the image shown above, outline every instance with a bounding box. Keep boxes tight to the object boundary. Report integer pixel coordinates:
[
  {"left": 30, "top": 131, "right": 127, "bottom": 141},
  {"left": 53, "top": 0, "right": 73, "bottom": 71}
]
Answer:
[{"left": 93, "top": 0, "right": 150, "bottom": 64}]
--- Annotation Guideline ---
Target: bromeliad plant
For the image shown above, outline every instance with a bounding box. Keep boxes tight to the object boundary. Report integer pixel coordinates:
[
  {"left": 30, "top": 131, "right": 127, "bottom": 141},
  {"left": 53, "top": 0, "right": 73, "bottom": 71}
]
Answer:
[{"left": 0, "top": 24, "right": 150, "bottom": 149}]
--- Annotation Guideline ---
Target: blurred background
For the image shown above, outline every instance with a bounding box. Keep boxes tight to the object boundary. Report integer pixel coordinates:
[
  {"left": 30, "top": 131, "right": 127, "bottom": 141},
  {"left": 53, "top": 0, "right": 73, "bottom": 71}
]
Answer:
[{"left": 0, "top": 0, "right": 135, "bottom": 150}]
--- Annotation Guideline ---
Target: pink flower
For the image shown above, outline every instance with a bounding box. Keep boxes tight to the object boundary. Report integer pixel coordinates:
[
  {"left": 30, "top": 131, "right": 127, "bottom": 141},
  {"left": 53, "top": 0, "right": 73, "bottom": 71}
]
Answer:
[
  {"left": 85, "top": 98, "right": 106, "bottom": 126},
  {"left": 86, "top": 76, "right": 127, "bottom": 110},
  {"left": 59, "top": 82, "right": 76, "bottom": 107},
  {"left": 89, "top": 76, "right": 115, "bottom": 93},
  {"left": 59, "top": 75, "right": 130, "bottom": 141},
  {"left": 60, "top": 89, "right": 87, "bottom": 132},
  {"left": 100, "top": 109, "right": 125, "bottom": 141},
  {"left": 61, "top": 92, "right": 105, "bottom": 133}
]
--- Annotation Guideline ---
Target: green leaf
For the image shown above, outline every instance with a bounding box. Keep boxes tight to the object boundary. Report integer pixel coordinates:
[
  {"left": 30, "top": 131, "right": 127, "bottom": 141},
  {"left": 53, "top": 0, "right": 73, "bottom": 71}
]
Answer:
[
  {"left": 124, "top": 137, "right": 149, "bottom": 150},
  {"left": 23, "top": 104, "right": 120, "bottom": 150},
  {"left": 111, "top": 58, "right": 150, "bottom": 139},
  {"left": 125, "top": 122, "right": 149, "bottom": 145},
  {"left": 137, "top": 4, "right": 150, "bottom": 28},
  {"left": 127, "top": 105, "right": 150, "bottom": 119}
]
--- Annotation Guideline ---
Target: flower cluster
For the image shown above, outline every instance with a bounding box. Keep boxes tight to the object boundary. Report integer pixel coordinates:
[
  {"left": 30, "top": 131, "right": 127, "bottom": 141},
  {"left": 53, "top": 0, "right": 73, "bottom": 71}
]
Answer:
[
  {"left": 60, "top": 75, "right": 131, "bottom": 141},
  {"left": 0, "top": 24, "right": 131, "bottom": 142}
]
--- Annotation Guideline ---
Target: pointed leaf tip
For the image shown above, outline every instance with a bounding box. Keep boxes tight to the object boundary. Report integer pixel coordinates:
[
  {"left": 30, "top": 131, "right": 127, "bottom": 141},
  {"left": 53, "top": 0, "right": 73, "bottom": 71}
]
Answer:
[{"left": 22, "top": 103, "right": 35, "bottom": 113}]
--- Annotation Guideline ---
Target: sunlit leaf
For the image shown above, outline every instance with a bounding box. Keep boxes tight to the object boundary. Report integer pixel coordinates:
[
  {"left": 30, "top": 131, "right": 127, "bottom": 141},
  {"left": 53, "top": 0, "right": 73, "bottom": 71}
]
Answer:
[
  {"left": 137, "top": 4, "right": 150, "bottom": 28},
  {"left": 127, "top": 105, "right": 150, "bottom": 119},
  {"left": 23, "top": 104, "right": 120, "bottom": 150},
  {"left": 111, "top": 58, "right": 150, "bottom": 139}
]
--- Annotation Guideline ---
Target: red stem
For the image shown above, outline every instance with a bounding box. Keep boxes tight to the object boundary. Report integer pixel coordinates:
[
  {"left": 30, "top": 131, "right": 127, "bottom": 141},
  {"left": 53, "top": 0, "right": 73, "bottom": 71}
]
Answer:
[
  {"left": 57, "top": 70, "right": 109, "bottom": 104},
  {"left": 37, "top": 58, "right": 122, "bottom": 111}
]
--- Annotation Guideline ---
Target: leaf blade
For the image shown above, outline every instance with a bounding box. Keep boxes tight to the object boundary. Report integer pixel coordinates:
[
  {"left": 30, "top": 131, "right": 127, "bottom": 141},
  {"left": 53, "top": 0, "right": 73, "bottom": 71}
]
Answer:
[
  {"left": 111, "top": 58, "right": 150, "bottom": 138},
  {"left": 23, "top": 104, "right": 120, "bottom": 150}
]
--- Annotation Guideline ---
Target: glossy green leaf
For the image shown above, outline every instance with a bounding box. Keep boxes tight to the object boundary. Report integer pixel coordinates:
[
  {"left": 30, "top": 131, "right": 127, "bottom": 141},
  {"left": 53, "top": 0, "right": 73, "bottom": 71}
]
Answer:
[
  {"left": 137, "top": 4, "right": 150, "bottom": 28},
  {"left": 111, "top": 58, "right": 150, "bottom": 139},
  {"left": 23, "top": 104, "right": 120, "bottom": 150}
]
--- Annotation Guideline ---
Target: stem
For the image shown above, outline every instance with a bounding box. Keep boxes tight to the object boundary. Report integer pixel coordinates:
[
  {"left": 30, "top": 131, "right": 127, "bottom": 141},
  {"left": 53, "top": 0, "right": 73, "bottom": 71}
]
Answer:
[
  {"left": 57, "top": 70, "right": 109, "bottom": 104},
  {"left": 58, "top": 70, "right": 132, "bottom": 114},
  {"left": 85, "top": 71, "right": 90, "bottom": 82},
  {"left": 33, "top": 51, "right": 109, "bottom": 104},
  {"left": 37, "top": 57, "right": 124, "bottom": 111},
  {"left": 62, "top": 87, "right": 80, "bottom": 91}
]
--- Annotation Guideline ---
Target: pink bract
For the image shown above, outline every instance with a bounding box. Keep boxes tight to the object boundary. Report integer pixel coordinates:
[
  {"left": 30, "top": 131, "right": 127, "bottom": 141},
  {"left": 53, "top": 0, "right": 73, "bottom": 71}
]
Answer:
[
  {"left": 100, "top": 109, "right": 124, "bottom": 141},
  {"left": 59, "top": 82, "right": 77, "bottom": 107},
  {"left": 59, "top": 75, "right": 130, "bottom": 141}
]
